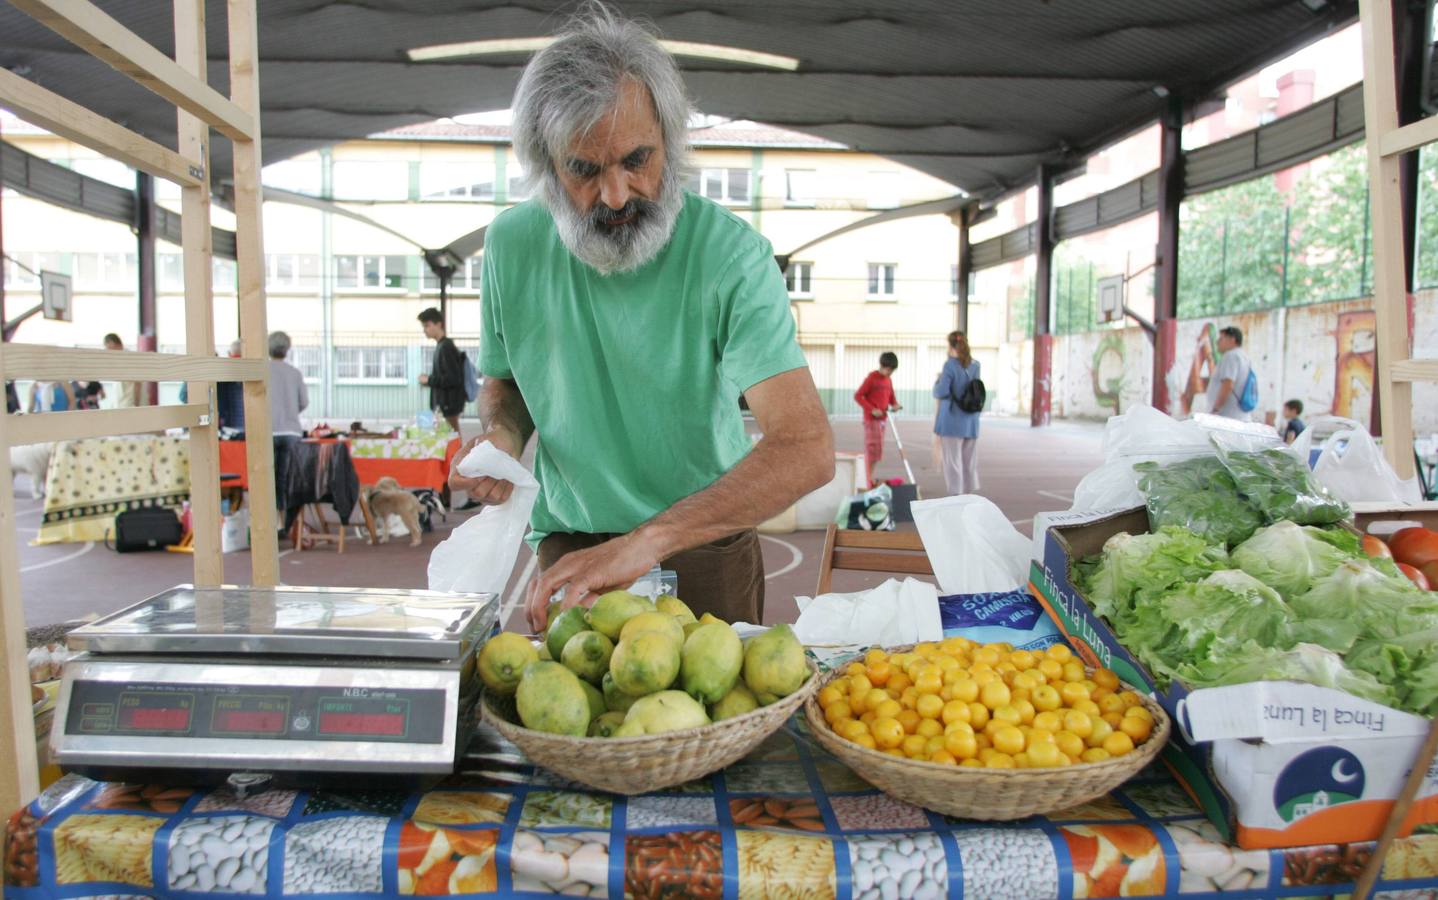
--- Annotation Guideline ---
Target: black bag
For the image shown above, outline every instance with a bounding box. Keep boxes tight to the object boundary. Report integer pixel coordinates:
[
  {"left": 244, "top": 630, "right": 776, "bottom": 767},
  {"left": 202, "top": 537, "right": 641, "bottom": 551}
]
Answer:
[
  {"left": 956, "top": 374, "right": 986, "bottom": 413},
  {"left": 106, "top": 507, "right": 183, "bottom": 552}
]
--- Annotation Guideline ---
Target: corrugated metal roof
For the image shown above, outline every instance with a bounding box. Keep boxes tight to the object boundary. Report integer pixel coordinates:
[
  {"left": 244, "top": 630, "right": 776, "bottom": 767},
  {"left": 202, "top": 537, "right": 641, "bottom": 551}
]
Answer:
[{"left": 0, "top": 0, "right": 1359, "bottom": 201}]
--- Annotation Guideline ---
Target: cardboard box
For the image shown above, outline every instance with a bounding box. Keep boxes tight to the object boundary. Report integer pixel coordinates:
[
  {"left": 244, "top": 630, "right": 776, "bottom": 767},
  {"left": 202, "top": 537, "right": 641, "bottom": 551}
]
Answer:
[{"left": 1029, "top": 507, "right": 1438, "bottom": 849}]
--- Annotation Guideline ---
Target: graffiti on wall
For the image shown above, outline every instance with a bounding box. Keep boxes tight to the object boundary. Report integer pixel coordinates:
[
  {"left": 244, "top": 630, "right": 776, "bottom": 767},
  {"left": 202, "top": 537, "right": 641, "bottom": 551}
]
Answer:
[
  {"left": 1091, "top": 332, "right": 1126, "bottom": 416},
  {"left": 1332, "top": 310, "right": 1375, "bottom": 421}
]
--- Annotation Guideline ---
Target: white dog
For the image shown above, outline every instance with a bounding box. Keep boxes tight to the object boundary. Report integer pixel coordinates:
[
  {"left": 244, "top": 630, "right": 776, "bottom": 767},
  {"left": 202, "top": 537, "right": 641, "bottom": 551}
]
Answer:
[{"left": 10, "top": 442, "right": 54, "bottom": 499}]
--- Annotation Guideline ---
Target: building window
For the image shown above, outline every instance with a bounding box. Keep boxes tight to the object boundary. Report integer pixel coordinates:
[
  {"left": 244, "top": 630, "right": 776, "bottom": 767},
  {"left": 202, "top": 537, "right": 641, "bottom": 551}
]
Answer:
[
  {"left": 262, "top": 158, "right": 321, "bottom": 196},
  {"left": 867, "top": 263, "right": 897, "bottom": 298},
  {"left": 212, "top": 259, "right": 237, "bottom": 294},
  {"left": 331, "top": 160, "right": 409, "bottom": 201},
  {"left": 266, "top": 254, "right": 320, "bottom": 291},
  {"left": 785, "top": 169, "right": 817, "bottom": 207},
  {"left": 786, "top": 261, "right": 813, "bottom": 298},
  {"left": 507, "top": 164, "right": 530, "bottom": 202},
  {"left": 158, "top": 253, "right": 183, "bottom": 291},
  {"left": 420, "top": 255, "right": 482, "bottom": 293},
  {"left": 289, "top": 345, "right": 323, "bottom": 381},
  {"left": 866, "top": 171, "right": 900, "bottom": 210},
  {"left": 690, "top": 168, "right": 750, "bottom": 205},
  {"left": 419, "top": 162, "right": 497, "bottom": 201},
  {"left": 1, "top": 251, "right": 51, "bottom": 288},
  {"left": 335, "top": 254, "right": 407, "bottom": 290},
  {"left": 335, "top": 346, "right": 407, "bottom": 382},
  {"left": 73, "top": 252, "right": 137, "bottom": 290},
  {"left": 951, "top": 265, "right": 959, "bottom": 298}
]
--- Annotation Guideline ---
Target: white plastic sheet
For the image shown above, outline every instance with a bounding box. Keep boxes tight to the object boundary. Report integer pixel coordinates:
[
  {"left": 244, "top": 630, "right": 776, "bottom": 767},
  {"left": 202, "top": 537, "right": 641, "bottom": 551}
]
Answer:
[
  {"left": 792, "top": 577, "right": 942, "bottom": 658},
  {"left": 426, "top": 441, "right": 539, "bottom": 595},
  {"left": 910, "top": 494, "right": 1031, "bottom": 593},
  {"left": 1293, "top": 416, "right": 1421, "bottom": 504}
]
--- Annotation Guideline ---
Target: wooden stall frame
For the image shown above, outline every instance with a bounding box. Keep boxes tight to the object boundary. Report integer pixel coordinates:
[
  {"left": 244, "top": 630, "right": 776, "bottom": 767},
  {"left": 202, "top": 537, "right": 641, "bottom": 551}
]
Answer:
[
  {"left": 1360, "top": 0, "right": 1435, "bottom": 481},
  {"left": 0, "top": 0, "right": 277, "bottom": 814}
]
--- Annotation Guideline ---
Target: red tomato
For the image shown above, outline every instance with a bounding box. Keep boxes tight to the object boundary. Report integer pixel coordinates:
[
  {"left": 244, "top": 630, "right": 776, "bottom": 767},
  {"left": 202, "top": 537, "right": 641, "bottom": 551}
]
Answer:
[
  {"left": 1398, "top": 563, "right": 1432, "bottom": 592},
  {"left": 1362, "top": 535, "right": 1393, "bottom": 559},
  {"left": 1389, "top": 527, "right": 1438, "bottom": 569},
  {"left": 1422, "top": 561, "right": 1438, "bottom": 590}
]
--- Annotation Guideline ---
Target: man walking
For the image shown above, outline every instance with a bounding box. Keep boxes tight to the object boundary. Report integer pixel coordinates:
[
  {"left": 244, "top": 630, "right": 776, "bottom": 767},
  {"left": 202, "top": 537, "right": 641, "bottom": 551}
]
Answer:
[
  {"left": 1198, "top": 325, "right": 1253, "bottom": 421},
  {"left": 417, "top": 307, "right": 466, "bottom": 434}
]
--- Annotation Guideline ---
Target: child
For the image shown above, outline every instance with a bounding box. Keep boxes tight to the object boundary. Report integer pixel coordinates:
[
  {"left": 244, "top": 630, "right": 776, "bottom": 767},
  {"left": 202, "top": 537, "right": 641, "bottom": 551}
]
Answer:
[
  {"left": 855, "top": 352, "right": 902, "bottom": 487},
  {"left": 1282, "top": 399, "right": 1306, "bottom": 445}
]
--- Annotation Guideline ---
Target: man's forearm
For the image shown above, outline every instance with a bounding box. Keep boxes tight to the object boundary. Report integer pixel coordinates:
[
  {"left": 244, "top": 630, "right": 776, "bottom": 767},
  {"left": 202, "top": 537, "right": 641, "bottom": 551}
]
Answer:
[
  {"left": 478, "top": 376, "right": 535, "bottom": 453},
  {"left": 635, "top": 429, "right": 833, "bottom": 561},
  {"left": 1214, "top": 378, "right": 1234, "bottom": 409}
]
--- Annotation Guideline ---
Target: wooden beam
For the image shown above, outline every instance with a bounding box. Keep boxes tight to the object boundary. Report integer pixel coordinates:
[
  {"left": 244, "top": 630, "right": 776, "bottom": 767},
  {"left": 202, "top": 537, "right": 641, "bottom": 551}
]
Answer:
[
  {"left": 1391, "top": 358, "right": 1438, "bottom": 382},
  {"left": 6, "top": 403, "right": 210, "bottom": 446},
  {"left": 1379, "top": 114, "right": 1438, "bottom": 159},
  {"left": 227, "top": 0, "right": 278, "bottom": 587},
  {"left": 0, "top": 345, "right": 264, "bottom": 382},
  {"left": 1360, "top": 0, "right": 1418, "bottom": 479},
  {"left": 174, "top": 0, "right": 223, "bottom": 586},
  {"left": 0, "top": 68, "right": 202, "bottom": 188},
  {"left": 0, "top": 348, "right": 41, "bottom": 817},
  {"left": 9, "top": 0, "right": 255, "bottom": 143}
]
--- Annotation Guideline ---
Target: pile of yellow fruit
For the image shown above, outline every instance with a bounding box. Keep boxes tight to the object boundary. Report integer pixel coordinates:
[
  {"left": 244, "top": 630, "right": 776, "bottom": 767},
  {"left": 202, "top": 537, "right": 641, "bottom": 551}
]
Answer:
[{"left": 816, "top": 639, "right": 1156, "bottom": 769}]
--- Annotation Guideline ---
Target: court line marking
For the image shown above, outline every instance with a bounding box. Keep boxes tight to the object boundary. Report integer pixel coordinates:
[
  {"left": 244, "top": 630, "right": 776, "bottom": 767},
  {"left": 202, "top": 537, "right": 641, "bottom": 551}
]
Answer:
[
  {"left": 1036, "top": 489, "right": 1074, "bottom": 503},
  {"left": 20, "top": 541, "right": 94, "bottom": 573},
  {"left": 760, "top": 534, "right": 803, "bottom": 580}
]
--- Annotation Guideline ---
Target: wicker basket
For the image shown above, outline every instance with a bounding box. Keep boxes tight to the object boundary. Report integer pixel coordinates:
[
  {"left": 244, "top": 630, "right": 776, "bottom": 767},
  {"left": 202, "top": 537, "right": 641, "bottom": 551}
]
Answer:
[
  {"left": 803, "top": 652, "right": 1170, "bottom": 821},
  {"left": 482, "top": 660, "right": 819, "bottom": 794}
]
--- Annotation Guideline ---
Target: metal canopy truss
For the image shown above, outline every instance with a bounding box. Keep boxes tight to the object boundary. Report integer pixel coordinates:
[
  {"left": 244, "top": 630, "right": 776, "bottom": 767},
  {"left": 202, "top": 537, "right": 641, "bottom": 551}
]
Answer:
[
  {"left": 0, "top": 1, "right": 1360, "bottom": 203},
  {"left": 970, "top": 81, "right": 1369, "bottom": 272}
]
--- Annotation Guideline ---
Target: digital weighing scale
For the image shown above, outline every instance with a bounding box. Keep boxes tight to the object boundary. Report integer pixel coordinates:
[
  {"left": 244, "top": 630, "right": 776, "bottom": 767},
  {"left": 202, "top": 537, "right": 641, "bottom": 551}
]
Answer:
[{"left": 51, "top": 585, "right": 498, "bottom": 787}]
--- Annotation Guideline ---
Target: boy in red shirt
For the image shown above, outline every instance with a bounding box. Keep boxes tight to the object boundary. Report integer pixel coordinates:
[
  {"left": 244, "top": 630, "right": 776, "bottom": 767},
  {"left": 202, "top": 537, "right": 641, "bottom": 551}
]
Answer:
[{"left": 855, "top": 352, "right": 901, "bottom": 487}]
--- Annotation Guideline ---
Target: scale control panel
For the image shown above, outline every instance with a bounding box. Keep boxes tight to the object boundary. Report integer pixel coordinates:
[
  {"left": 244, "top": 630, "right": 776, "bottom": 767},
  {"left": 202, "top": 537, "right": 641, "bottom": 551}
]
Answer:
[{"left": 64, "top": 681, "right": 446, "bottom": 744}]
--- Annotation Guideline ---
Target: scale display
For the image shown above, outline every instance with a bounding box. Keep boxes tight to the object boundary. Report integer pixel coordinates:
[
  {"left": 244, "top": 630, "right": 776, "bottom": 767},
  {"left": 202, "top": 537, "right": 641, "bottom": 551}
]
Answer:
[{"left": 65, "top": 681, "right": 445, "bottom": 743}]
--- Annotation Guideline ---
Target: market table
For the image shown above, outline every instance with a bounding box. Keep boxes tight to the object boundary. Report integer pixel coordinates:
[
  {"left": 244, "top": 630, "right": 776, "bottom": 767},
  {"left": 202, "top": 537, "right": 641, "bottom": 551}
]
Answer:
[
  {"left": 6, "top": 714, "right": 1436, "bottom": 899},
  {"left": 218, "top": 434, "right": 461, "bottom": 493},
  {"left": 35, "top": 436, "right": 190, "bottom": 545}
]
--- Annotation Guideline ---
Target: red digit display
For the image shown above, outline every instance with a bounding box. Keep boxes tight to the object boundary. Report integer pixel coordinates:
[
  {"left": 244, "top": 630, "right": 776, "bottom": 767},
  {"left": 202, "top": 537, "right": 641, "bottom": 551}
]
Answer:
[
  {"left": 120, "top": 705, "right": 191, "bottom": 731},
  {"left": 318, "top": 712, "right": 405, "bottom": 736},
  {"left": 214, "top": 710, "right": 286, "bottom": 734}
]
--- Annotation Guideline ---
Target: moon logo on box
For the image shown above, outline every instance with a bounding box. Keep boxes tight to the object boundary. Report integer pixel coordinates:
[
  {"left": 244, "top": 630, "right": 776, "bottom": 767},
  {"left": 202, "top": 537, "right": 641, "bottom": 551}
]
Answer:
[{"left": 1273, "top": 746, "right": 1365, "bottom": 823}]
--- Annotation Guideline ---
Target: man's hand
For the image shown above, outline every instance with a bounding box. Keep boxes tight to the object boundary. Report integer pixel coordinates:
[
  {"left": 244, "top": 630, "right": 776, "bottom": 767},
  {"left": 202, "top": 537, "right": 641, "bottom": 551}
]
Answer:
[
  {"left": 418, "top": 374, "right": 430, "bottom": 386},
  {"left": 869, "top": 408, "right": 883, "bottom": 418},
  {"left": 448, "top": 431, "right": 520, "bottom": 505},
  {"left": 890, "top": 402, "right": 902, "bottom": 412},
  {"left": 524, "top": 533, "right": 660, "bottom": 632}
]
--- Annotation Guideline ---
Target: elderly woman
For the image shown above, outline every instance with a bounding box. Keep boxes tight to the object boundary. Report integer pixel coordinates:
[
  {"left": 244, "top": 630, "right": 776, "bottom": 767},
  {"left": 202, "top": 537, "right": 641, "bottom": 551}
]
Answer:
[
  {"left": 448, "top": 2, "right": 833, "bottom": 630},
  {"left": 933, "top": 330, "right": 982, "bottom": 495}
]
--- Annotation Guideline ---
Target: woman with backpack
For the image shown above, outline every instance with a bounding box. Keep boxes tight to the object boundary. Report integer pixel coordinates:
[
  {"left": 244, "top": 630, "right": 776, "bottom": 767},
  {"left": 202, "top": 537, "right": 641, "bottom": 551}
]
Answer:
[{"left": 933, "top": 330, "right": 982, "bottom": 495}]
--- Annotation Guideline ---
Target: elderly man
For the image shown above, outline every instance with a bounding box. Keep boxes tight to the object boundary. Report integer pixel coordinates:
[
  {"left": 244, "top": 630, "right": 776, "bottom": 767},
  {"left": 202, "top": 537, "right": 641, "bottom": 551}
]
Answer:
[{"left": 451, "top": 4, "right": 833, "bottom": 630}]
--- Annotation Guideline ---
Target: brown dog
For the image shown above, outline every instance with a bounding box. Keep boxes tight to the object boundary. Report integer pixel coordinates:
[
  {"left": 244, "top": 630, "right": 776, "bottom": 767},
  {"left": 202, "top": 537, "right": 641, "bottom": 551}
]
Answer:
[{"left": 365, "top": 476, "right": 424, "bottom": 546}]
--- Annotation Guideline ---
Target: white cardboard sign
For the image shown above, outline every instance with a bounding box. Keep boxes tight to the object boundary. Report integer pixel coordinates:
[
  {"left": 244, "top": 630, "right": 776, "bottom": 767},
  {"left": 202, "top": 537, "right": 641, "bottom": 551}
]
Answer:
[{"left": 1181, "top": 681, "right": 1429, "bottom": 744}]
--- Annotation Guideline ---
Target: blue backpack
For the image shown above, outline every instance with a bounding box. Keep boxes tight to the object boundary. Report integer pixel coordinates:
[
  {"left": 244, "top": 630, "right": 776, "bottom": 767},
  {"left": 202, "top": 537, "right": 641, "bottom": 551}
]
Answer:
[
  {"left": 461, "top": 352, "right": 480, "bottom": 403},
  {"left": 1238, "top": 368, "right": 1259, "bottom": 413}
]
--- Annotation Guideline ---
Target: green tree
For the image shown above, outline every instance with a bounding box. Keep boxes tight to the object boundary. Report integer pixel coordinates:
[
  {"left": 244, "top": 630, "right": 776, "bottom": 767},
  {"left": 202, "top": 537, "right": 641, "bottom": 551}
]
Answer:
[
  {"left": 1177, "top": 173, "right": 1286, "bottom": 317},
  {"left": 1286, "top": 142, "right": 1370, "bottom": 305}
]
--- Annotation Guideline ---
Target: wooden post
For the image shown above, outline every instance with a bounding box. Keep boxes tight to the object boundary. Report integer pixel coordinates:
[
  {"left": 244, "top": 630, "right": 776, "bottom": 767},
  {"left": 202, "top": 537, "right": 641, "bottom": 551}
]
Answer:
[
  {"left": 0, "top": 340, "right": 40, "bottom": 817},
  {"left": 174, "top": 0, "right": 223, "bottom": 584},
  {"left": 1359, "top": 0, "right": 1417, "bottom": 479},
  {"left": 228, "top": 0, "right": 278, "bottom": 586}
]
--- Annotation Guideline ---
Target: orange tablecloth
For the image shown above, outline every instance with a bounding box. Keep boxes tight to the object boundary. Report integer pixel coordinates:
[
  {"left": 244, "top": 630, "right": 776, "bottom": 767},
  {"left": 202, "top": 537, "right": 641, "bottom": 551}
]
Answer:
[{"left": 218, "top": 437, "right": 461, "bottom": 492}]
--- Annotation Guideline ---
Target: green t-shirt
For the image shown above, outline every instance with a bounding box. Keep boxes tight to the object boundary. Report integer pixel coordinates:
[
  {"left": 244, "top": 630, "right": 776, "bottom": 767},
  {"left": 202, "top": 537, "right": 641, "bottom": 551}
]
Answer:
[{"left": 480, "top": 190, "right": 807, "bottom": 547}]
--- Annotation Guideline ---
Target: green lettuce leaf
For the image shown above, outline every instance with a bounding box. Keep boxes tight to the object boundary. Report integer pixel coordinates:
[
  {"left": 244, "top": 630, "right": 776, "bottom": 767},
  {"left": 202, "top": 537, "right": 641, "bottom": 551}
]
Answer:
[
  {"left": 1174, "top": 642, "right": 1397, "bottom": 707},
  {"left": 1079, "top": 527, "right": 1230, "bottom": 629},
  {"left": 1215, "top": 447, "right": 1350, "bottom": 525},
  {"left": 1290, "top": 559, "right": 1438, "bottom": 640},
  {"left": 1135, "top": 457, "right": 1264, "bottom": 547},
  {"left": 1231, "top": 521, "right": 1360, "bottom": 596}
]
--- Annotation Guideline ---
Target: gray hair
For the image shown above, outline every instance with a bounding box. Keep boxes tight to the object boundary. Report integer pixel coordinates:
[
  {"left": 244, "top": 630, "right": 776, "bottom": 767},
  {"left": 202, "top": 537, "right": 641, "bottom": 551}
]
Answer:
[
  {"left": 267, "top": 331, "right": 291, "bottom": 359},
  {"left": 511, "top": 1, "right": 691, "bottom": 200}
]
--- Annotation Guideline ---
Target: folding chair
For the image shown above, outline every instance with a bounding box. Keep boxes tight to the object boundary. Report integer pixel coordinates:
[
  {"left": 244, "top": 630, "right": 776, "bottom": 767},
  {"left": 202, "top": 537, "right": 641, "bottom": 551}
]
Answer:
[{"left": 815, "top": 524, "right": 933, "bottom": 595}]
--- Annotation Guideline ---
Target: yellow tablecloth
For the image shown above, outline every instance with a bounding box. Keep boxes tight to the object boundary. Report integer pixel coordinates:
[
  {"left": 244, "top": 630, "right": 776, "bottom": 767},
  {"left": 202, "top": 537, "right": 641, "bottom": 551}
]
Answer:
[{"left": 35, "top": 436, "right": 189, "bottom": 544}]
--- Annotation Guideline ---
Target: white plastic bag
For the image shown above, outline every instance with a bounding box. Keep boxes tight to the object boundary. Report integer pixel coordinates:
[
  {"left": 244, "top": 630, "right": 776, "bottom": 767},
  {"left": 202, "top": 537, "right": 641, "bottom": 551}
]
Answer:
[
  {"left": 910, "top": 495, "right": 1031, "bottom": 593},
  {"left": 221, "top": 507, "right": 249, "bottom": 553},
  {"left": 426, "top": 441, "right": 539, "bottom": 594},
  {"left": 1297, "top": 417, "right": 1421, "bottom": 504},
  {"left": 792, "top": 578, "right": 943, "bottom": 665},
  {"left": 1070, "top": 405, "right": 1212, "bottom": 512}
]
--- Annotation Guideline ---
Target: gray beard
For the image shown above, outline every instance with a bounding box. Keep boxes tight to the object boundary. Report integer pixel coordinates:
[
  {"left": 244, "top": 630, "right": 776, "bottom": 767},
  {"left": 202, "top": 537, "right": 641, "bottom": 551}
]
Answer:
[{"left": 542, "top": 169, "right": 684, "bottom": 275}]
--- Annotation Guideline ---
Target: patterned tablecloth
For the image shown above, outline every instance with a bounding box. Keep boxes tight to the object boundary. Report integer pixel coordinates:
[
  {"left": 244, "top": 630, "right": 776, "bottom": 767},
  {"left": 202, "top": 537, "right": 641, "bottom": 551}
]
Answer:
[
  {"left": 5, "top": 714, "right": 1437, "bottom": 899},
  {"left": 35, "top": 437, "right": 189, "bottom": 545}
]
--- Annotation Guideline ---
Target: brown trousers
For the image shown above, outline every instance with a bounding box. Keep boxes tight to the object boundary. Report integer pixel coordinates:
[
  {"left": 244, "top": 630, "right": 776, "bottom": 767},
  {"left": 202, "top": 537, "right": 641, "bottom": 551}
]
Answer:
[{"left": 537, "top": 529, "right": 765, "bottom": 624}]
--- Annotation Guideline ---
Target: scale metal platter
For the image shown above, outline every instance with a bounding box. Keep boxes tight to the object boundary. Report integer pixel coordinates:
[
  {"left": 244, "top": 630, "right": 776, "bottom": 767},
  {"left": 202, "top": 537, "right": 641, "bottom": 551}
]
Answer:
[{"left": 52, "top": 585, "right": 498, "bottom": 784}]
